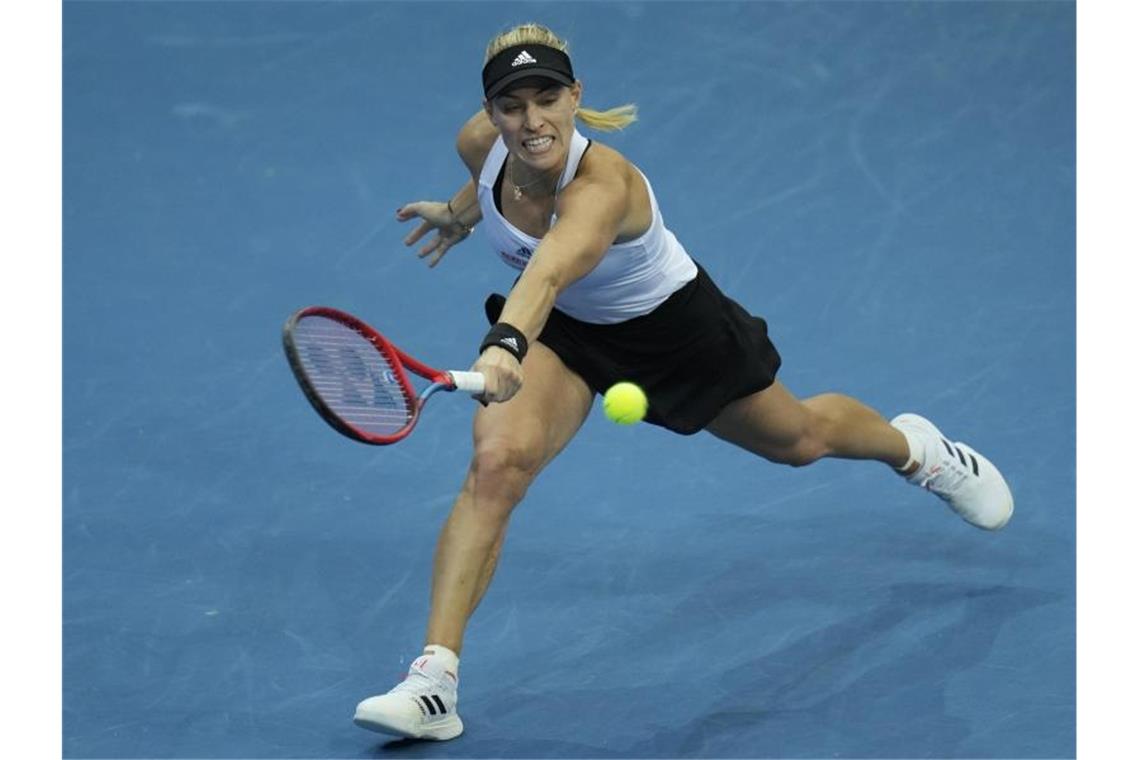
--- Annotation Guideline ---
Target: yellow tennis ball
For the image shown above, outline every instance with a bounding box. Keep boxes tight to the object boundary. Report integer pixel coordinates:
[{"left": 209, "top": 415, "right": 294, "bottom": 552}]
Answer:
[{"left": 603, "top": 382, "right": 648, "bottom": 425}]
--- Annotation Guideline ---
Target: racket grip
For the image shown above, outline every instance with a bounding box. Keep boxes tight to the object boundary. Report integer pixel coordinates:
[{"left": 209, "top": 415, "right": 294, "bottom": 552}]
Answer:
[{"left": 448, "top": 370, "right": 486, "bottom": 395}]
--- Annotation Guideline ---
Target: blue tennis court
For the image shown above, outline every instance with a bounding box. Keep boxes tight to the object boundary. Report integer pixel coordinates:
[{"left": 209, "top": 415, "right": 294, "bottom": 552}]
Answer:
[{"left": 63, "top": 2, "right": 1075, "bottom": 757}]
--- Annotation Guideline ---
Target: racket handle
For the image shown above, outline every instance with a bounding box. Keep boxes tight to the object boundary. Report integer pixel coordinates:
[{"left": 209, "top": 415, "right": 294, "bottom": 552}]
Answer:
[{"left": 448, "top": 370, "right": 486, "bottom": 395}]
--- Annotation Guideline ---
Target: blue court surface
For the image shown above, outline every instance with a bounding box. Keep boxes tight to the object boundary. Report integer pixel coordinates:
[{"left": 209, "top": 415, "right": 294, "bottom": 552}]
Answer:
[{"left": 63, "top": 2, "right": 1075, "bottom": 758}]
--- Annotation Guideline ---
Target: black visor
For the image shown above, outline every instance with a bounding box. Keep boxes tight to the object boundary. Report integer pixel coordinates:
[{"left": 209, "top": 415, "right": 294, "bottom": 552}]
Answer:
[{"left": 482, "top": 44, "right": 575, "bottom": 100}]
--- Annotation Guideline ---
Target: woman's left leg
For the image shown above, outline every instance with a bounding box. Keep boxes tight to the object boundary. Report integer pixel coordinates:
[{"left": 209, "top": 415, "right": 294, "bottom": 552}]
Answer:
[
  {"left": 705, "top": 380, "right": 1014, "bottom": 530},
  {"left": 705, "top": 381, "right": 911, "bottom": 470}
]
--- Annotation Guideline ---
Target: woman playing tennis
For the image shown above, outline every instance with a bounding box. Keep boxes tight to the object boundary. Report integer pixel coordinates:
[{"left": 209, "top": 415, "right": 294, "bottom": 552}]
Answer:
[{"left": 353, "top": 23, "right": 1014, "bottom": 741}]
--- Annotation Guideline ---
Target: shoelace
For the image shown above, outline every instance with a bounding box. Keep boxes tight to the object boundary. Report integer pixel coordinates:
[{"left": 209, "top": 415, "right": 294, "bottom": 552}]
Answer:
[
  {"left": 920, "top": 451, "right": 972, "bottom": 496},
  {"left": 392, "top": 664, "right": 449, "bottom": 696}
]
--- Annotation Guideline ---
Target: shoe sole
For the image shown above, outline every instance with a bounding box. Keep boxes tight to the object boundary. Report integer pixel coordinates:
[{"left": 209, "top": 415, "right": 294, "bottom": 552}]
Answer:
[{"left": 353, "top": 712, "right": 463, "bottom": 741}]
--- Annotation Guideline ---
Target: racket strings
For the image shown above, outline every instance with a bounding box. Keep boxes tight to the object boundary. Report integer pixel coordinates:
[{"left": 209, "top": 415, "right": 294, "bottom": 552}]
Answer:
[{"left": 292, "top": 317, "right": 416, "bottom": 436}]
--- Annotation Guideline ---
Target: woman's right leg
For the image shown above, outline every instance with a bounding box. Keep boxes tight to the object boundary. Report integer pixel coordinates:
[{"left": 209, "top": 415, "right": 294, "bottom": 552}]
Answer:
[
  {"left": 355, "top": 343, "right": 593, "bottom": 740},
  {"left": 425, "top": 341, "right": 595, "bottom": 654}
]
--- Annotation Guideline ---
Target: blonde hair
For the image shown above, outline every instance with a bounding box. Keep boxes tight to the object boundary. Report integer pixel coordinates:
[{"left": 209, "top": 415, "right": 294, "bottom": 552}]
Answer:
[{"left": 484, "top": 23, "right": 638, "bottom": 132}]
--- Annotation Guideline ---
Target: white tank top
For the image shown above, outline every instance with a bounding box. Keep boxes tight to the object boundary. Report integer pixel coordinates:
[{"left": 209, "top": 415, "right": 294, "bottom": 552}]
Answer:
[{"left": 476, "top": 130, "right": 698, "bottom": 324}]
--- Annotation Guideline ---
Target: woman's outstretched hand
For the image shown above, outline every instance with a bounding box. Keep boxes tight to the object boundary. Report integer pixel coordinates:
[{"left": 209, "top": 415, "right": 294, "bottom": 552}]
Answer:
[{"left": 396, "top": 201, "right": 472, "bottom": 268}]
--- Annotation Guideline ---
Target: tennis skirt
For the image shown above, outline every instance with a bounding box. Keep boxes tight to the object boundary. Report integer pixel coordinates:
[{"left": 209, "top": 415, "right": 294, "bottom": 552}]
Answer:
[{"left": 484, "top": 263, "right": 782, "bottom": 435}]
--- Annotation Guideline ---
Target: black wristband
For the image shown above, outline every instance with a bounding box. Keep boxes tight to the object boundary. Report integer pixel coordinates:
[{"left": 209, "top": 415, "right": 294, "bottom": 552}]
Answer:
[{"left": 479, "top": 322, "right": 528, "bottom": 362}]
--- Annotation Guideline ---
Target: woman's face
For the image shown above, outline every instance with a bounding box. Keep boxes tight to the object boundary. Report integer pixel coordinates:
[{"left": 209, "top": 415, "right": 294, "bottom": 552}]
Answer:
[{"left": 486, "top": 81, "right": 582, "bottom": 173}]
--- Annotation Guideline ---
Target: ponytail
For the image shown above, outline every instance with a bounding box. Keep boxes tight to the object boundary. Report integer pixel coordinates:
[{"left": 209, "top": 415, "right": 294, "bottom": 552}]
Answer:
[{"left": 576, "top": 104, "right": 638, "bottom": 132}]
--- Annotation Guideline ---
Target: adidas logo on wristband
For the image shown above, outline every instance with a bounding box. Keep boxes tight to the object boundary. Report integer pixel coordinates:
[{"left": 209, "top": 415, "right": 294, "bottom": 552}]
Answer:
[{"left": 480, "top": 323, "right": 528, "bottom": 362}]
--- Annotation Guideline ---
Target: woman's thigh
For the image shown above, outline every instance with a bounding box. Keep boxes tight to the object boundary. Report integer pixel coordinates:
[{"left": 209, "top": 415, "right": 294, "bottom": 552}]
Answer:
[
  {"left": 703, "top": 381, "right": 814, "bottom": 462},
  {"left": 472, "top": 341, "right": 596, "bottom": 472}
]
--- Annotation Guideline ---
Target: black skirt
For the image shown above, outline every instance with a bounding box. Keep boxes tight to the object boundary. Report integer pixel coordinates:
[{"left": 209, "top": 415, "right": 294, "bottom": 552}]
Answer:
[{"left": 485, "top": 263, "right": 782, "bottom": 435}]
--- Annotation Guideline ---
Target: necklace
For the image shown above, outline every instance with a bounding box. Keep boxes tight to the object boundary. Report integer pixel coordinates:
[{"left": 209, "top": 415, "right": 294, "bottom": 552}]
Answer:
[{"left": 509, "top": 155, "right": 557, "bottom": 201}]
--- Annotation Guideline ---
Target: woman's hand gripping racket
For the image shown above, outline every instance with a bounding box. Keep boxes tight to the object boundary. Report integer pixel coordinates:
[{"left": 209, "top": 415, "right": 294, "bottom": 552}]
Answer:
[{"left": 282, "top": 306, "right": 485, "bottom": 445}]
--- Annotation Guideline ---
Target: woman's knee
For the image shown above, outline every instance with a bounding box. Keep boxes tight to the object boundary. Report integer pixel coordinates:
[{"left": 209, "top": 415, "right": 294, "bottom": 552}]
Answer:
[
  {"left": 770, "top": 409, "right": 832, "bottom": 467},
  {"left": 770, "top": 439, "right": 827, "bottom": 467},
  {"left": 464, "top": 439, "right": 544, "bottom": 508}
]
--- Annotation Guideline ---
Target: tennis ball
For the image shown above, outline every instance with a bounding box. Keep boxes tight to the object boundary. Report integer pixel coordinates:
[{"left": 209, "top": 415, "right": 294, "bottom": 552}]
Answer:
[{"left": 603, "top": 382, "right": 648, "bottom": 425}]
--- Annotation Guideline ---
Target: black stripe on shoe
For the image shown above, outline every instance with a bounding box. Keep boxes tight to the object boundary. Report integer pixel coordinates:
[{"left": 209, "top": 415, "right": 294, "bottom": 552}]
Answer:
[
  {"left": 968, "top": 452, "right": 979, "bottom": 476},
  {"left": 431, "top": 695, "right": 447, "bottom": 714},
  {"left": 942, "top": 439, "right": 955, "bottom": 457},
  {"left": 420, "top": 696, "right": 437, "bottom": 715},
  {"left": 954, "top": 446, "right": 968, "bottom": 468}
]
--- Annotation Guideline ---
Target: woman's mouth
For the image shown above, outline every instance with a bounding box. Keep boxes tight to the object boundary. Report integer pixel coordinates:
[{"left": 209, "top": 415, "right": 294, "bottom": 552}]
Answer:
[{"left": 522, "top": 136, "right": 554, "bottom": 154}]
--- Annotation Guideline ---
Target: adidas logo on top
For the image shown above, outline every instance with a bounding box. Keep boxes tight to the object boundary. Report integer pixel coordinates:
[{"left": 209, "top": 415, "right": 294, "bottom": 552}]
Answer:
[
  {"left": 499, "top": 336, "right": 520, "bottom": 351},
  {"left": 511, "top": 50, "right": 538, "bottom": 67}
]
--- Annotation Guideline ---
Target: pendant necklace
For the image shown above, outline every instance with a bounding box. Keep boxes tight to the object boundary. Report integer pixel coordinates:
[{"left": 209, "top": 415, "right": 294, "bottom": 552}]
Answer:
[{"left": 509, "top": 155, "right": 557, "bottom": 201}]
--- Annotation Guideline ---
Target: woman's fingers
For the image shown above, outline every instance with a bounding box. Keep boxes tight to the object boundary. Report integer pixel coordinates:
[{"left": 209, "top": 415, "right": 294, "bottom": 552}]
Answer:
[
  {"left": 413, "top": 234, "right": 451, "bottom": 267},
  {"left": 397, "top": 201, "right": 464, "bottom": 264},
  {"left": 403, "top": 220, "right": 433, "bottom": 246},
  {"left": 395, "top": 202, "right": 425, "bottom": 221},
  {"left": 417, "top": 235, "right": 442, "bottom": 258},
  {"left": 426, "top": 237, "right": 456, "bottom": 268},
  {"left": 471, "top": 350, "right": 523, "bottom": 403},
  {"left": 427, "top": 245, "right": 449, "bottom": 268}
]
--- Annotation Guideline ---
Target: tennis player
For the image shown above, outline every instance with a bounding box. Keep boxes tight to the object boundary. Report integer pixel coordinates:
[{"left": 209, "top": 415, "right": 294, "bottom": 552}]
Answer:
[{"left": 353, "top": 23, "right": 1014, "bottom": 741}]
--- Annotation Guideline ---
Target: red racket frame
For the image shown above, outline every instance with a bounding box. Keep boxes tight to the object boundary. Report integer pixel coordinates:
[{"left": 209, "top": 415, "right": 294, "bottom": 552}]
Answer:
[{"left": 282, "top": 306, "right": 460, "bottom": 445}]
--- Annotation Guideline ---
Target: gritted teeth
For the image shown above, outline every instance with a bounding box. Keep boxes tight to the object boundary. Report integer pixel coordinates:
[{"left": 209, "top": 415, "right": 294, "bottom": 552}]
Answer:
[{"left": 523, "top": 136, "right": 554, "bottom": 150}]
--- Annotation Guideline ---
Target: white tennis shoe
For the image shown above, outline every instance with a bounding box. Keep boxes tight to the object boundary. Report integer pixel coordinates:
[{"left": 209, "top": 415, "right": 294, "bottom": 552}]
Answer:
[
  {"left": 354, "top": 654, "right": 463, "bottom": 741},
  {"left": 891, "top": 413, "right": 1014, "bottom": 530}
]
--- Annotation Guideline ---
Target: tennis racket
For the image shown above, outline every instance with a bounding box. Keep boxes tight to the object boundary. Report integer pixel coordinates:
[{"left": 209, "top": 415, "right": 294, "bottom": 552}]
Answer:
[{"left": 282, "top": 306, "right": 485, "bottom": 445}]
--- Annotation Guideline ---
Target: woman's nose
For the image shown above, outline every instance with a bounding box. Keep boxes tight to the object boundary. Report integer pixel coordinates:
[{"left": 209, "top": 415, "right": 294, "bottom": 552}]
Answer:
[{"left": 523, "top": 103, "right": 544, "bottom": 130}]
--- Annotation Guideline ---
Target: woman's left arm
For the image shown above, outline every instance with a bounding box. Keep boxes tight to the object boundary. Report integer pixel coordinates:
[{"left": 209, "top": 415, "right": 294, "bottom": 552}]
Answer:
[{"left": 474, "top": 164, "right": 632, "bottom": 402}]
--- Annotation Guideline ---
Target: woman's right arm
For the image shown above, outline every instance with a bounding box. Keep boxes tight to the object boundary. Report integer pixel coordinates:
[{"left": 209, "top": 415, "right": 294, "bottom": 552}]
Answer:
[{"left": 397, "top": 111, "right": 498, "bottom": 267}]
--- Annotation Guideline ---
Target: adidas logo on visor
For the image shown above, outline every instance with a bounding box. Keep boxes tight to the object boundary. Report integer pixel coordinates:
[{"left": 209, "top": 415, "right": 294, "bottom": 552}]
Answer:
[{"left": 511, "top": 50, "right": 538, "bottom": 67}]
